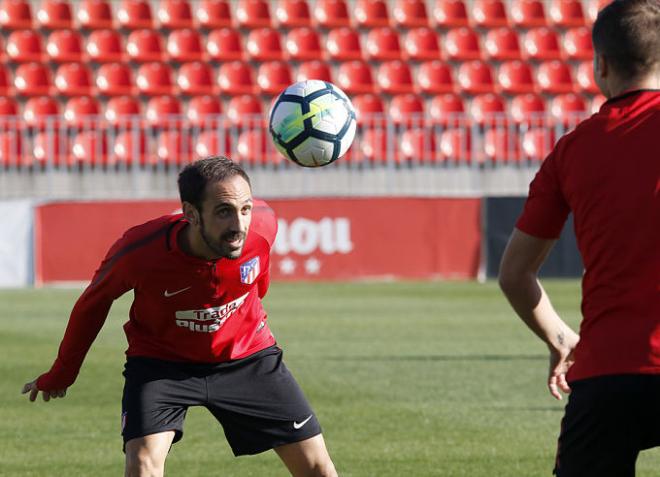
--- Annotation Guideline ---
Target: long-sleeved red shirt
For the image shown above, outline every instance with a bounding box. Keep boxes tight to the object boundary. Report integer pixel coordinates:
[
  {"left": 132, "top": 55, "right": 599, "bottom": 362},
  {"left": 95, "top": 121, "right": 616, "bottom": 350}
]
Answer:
[{"left": 37, "top": 200, "right": 278, "bottom": 391}]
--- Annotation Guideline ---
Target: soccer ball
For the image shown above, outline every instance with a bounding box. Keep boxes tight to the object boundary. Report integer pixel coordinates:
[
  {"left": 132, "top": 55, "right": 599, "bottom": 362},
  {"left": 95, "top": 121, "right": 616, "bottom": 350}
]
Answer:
[{"left": 269, "top": 80, "right": 357, "bottom": 167}]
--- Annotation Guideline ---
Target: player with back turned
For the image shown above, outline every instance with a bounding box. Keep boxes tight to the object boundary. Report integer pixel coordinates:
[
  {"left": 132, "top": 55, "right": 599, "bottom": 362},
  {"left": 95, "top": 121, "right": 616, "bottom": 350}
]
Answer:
[
  {"left": 499, "top": 1, "right": 660, "bottom": 476},
  {"left": 22, "top": 156, "right": 338, "bottom": 477}
]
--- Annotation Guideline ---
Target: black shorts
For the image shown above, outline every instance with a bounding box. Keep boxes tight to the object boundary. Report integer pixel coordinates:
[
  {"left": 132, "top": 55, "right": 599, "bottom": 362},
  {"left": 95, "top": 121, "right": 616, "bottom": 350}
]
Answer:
[
  {"left": 121, "top": 345, "right": 322, "bottom": 456},
  {"left": 554, "top": 374, "right": 660, "bottom": 477}
]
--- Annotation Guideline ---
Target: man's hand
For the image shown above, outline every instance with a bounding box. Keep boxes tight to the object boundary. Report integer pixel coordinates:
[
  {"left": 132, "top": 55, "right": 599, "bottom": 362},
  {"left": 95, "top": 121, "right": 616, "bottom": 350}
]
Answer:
[
  {"left": 547, "top": 329, "right": 579, "bottom": 400},
  {"left": 21, "top": 379, "right": 67, "bottom": 402}
]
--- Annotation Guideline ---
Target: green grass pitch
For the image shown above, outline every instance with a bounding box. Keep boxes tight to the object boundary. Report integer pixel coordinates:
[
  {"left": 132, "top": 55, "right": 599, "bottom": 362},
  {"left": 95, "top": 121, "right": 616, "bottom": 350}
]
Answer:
[{"left": 2, "top": 281, "right": 659, "bottom": 476}]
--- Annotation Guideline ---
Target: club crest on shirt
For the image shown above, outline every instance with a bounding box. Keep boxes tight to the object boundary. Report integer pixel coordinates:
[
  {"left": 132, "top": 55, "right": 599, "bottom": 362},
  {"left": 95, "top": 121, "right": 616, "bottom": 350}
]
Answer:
[{"left": 240, "top": 257, "right": 260, "bottom": 285}]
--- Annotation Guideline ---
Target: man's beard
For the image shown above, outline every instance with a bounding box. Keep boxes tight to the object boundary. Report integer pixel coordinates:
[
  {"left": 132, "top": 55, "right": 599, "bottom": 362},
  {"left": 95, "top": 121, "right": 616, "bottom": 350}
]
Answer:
[{"left": 199, "top": 216, "right": 245, "bottom": 260}]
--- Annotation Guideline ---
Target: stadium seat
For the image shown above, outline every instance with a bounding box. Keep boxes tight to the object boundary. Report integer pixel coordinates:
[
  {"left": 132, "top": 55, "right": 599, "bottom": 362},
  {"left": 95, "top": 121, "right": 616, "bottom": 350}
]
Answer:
[
  {"left": 550, "top": 92, "right": 587, "bottom": 126},
  {"left": 236, "top": 0, "right": 272, "bottom": 28},
  {"left": 457, "top": 60, "right": 495, "bottom": 94},
  {"left": 521, "top": 127, "right": 555, "bottom": 161},
  {"left": 337, "top": 60, "right": 376, "bottom": 95},
  {"left": 401, "top": 128, "right": 437, "bottom": 163},
  {"left": 23, "top": 96, "right": 59, "bottom": 128},
  {"left": 404, "top": 27, "right": 442, "bottom": 61},
  {"left": 37, "top": 0, "right": 73, "bottom": 29},
  {"left": 46, "top": 29, "right": 85, "bottom": 63},
  {"left": 117, "top": 0, "right": 154, "bottom": 29},
  {"left": 54, "top": 63, "right": 94, "bottom": 96},
  {"left": 156, "top": 130, "right": 193, "bottom": 165},
  {"left": 510, "top": 0, "right": 547, "bottom": 28},
  {"left": 77, "top": 0, "right": 114, "bottom": 29},
  {"left": 105, "top": 95, "right": 141, "bottom": 126},
  {"left": 297, "top": 60, "right": 334, "bottom": 82},
  {"left": 355, "top": 0, "right": 390, "bottom": 28},
  {"left": 313, "top": 0, "right": 350, "bottom": 28},
  {"left": 246, "top": 28, "right": 284, "bottom": 61},
  {"left": 522, "top": 27, "right": 562, "bottom": 61},
  {"left": 0, "top": 65, "right": 13, "bottom": 96},
  {"left": 286, "top": 27, "right": 323, "bottom": 61},
  {"left": 417, "top": 60, "right": 455, "bottom": 94},
  {"left": 366, "top": 27, "right": 402, "bottom": 61},
  {"left": 470, "top": 93, "right": 506, "bottom": 125},
  {"left": 196, "top": 129, "right": 231, "bottom": 158},
  {"left": 0, "top": 0, "right": 33, "bottom": 29},
  {"left": 63, "top": 95, "right": 101, "bottom": 127},
  {"left": 218, "top": 61, "right": 257, "bottom": 95},
  {"left": 482, "top": 127, "right": 520, "bottom": 163},
  {"left": 33, "top": 131, "right": 67, "bottom": 167},
  {"left": 257, "top": 61, "right": 293, "bottom": 96},
  {"left": 351, "top": 93, "right": 385, "bottom": 124},
  {"left": 96, "top": 62, "right": 135, "bottom": 96},
  {"left": 484, "top": 27, "right": 521, "bottom": 61},
  {"left": 586, "top": 0, "right": 610, "bottom": 24},
  {"left": 432, "top": 0, "right": 469, "bottom": 28},
  {"left": 358, "top": 127, "right": 389, "bottom": 164},
  {"left": 69, "top": 130, "right": 108, "bottom": 167},
  {"left": 0, "top": 129, "right": 23, "bottom": 167},
  {"left": 177, "top": 61, "right": 217, "bottom": 95},
  {"left": 472, "top": 0, "right": 509, "bottom": 28},
  {"left": 87, "top": 29, "right": 126, "bottom": 63},
  {"left": 445, "top": 27, "right": 482, "bottom": 61},
  {"left": 537, "top": 60, "right": 574, "bottom": 94},
  {"left": 510, "top": 92, "right": 547, "bottom": 124},
  {"left": 7, "top": 30, "right": 45, "bottom": 63},
  {"left": 14, "top": 62, "right": 53, "bottom": 96},
  {"left": 111, "top": 129, "right": 148, "bottom": 166},
  {"left": 146, "top": 95, "right": 182, "bottom": 128},
  {"left": 575, "top": 60, "right": 599, "bottom": 94},
  {"left": 439, "top": 128, "right": 471, "bottom": 163},
  {"left": 236, "top": 129, "right": 279, "bottom": 166},
  {"left": 0, "top": 96, "right": 18, "bottom": 117},
  {"left": 549, "top": 0, "right": 585, "bottom": 27},
  {"left": 196, "top": 0, "right": 231, "bottom": 28},
  {"left": 187, "top": 95, "right": 222, "bottom": 127},
  {"left": 157, "top": 0, "right": 194, "bottom": 29},
  {"left": 393, "top": 0, "right": 430, "bottom": 28},
  {"left": 276, "top": 0, "right": 311, "bottom": 27},
  {"left": 389, "top": 93, "right": 425, "bottom": 127},
  {"left": 127, "top": 29, "right": 167, "bottom": 62},
  {"left": 326, "top": 27, "right": 363, "bottom": 61},
  {"left": 563, "top": 27, "right": 593, "bottom": 60},
  {"left": 590, "top": 93, "right": 605, "bottom": 113},
  {"left": 226, "top": 94, "right": 263, "bottom": 127},
  {"left": 207, "top": 28, "right": 244, "bottom": 61},
  {"left": 0, "top": 36, "right": 5, "bottom": 63},
  {"left": 136, "top": 62, "right": 176, "bottom": 96},
  {"left": 497, "top": 60, "right": 536, "bottom": 94},
  {"left": 377, "top": 60, "right": 414, "bottom": 94},
  {"left": 428, "top": 93, "right": 465, "bottom": 126},
  {"left": 167, "top": 28, "right": 205, "bottom": 62}
]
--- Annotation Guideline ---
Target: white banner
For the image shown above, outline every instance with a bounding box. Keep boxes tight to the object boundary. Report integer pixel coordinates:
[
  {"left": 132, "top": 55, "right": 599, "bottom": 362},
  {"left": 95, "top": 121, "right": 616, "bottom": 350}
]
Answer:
[{"left": 0, "top": 200, "right": 33, "bottom": 287}]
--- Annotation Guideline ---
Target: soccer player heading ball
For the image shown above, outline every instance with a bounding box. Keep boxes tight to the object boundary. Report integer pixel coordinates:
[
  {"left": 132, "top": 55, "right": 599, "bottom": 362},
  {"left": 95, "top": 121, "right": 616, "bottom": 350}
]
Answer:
[
  {"left": 499, "top": 1, "right": 659, "bottom": 476},
  {"left": 23, "top": 157, "right": 338, "bottom": 477}
]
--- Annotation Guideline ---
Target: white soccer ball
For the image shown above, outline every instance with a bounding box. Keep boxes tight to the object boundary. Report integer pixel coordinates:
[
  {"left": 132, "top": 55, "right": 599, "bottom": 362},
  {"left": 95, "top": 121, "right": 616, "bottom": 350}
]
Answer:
[{"left": 269, "top": 80, "right": 357, "bottom": 167}]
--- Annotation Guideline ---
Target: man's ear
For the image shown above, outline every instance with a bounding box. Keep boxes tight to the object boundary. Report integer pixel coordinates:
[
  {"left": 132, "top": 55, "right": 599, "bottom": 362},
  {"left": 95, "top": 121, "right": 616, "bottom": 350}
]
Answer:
[{"left": 182, "top": 202, "right": 200, "bottom": 226}]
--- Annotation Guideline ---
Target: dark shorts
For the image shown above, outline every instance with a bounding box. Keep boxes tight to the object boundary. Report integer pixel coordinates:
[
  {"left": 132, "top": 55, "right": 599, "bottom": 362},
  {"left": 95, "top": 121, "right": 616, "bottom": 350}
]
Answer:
[
  {"left": 121, "top": 345, "right": 322, "bottom": 456},
  {"left": 554, "top": 374, "right": 660, "bottom": 477}
]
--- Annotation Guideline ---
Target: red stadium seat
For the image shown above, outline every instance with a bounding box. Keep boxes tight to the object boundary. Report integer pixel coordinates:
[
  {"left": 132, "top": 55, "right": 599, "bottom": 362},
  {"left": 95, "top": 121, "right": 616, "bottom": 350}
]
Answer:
[
  {"left": 587, "top": 0, "right": 610, "bottom": 24},
  {"left": 351, "top": 93, "right": 385, "bottom": 122},
  {"left": 111, "top": 130, "right": 148, "bottom": 166},
  {"left": 276, "top": 0, "right": 311, "bottom": 27},
  {"left": 207, "top": 28, "right": 244, "bottom": 61},
  {"left": 469, "top": 93, "right": 506, "bottom": 125},
  {"left": 432, "top": 0, "right": 469, "bottom": 28},
  {"left": 549, "top": 0, "right": 585, "bottom": 27},
  {"left": 0, "top": 128, "right": 23, "bottom": 167},
  {"left": 457, "top": 60, "right": 495, "bottom": 94},
  {"left": 178, "top": 61, "right": 217, "bottom": 95},
  {"left": 196, "top": 129, "right": 231, "bottom": 158},
  {"left": 146, "top": 95, "right": 182, "bottom": 128},
  {"left": 87, "top": 29, "right": 126, "bottom": 63},
  {"left": 136, "top": 62, "right": 176, "bottom": 96},
  {"left": 54, "top": 62, "right": 94, "bottom": 96},
  {"left": 127, "top": 29, "right": 167, "bottom": 63},
  {"left": 563, "top": 27, "right": 593, "bottom": 60},
  {"left": 246, "top": 28, "right": 284, "bottom": 61},
  {"left": 590, "top": 94, "right": 606, "bottom": 114},
  {"left": 445, "top": 27, "right": 482, "bottom": 61},
  {"left": 157, "top": 0, "right": 194, "bottom": 29},
  {"left": 236, "top": 0, "right": 272, "bottom": 29},
  {"left": 377, "top": 60, "right": 414, "bottom": 94},
  {"left": 355, "top": 0, "right": 390, "bottom": 28},
  {"left": 117, "top": 0, "right": 154, "bottom": 29},
  {"left": 257, "top": 61, "right": 293, "bottom": 96},
  {"left": 14, "top": 62, "right": 53, "bottom": 96},
  {"left": 0, "top": 96, "right": 19, "bottom": 116},
  {"left": 46, "top": 29, "right": 85, "bottom": 63},
  {"left": 401, "top": 128, "right": 437, "bottom": 163},
  {"left": 537, "top": 60, "right": 574, "bottom": 94},
  {"left": 237, "top": 129, "right": 281, "bottom": 166},
  {"left": 337, "top": 60, "right": 376, "bottom": 95},
  {"left": 497, "top": 60, "right": 536, "bottom": 94},
  {"left": 7, "top": 30, "right": 45, "bottom": 63},
  {"left": 417, "top": 60, "right": 455, "bottom": 94},
  {"left": 313, "top": 0, "right": 350, "bottom": 28},
  {"left": 358, "top": 127, "right": 388, "bottom": 164},
  {"left": 510, "top": 0, "right": 547, "bottom": 28},
  {"left": 286, "top": 27, "right": 323, "bottom": 61},
  {"left": 404, "top": 27, "right": 442, "bottom": 61},
  {"left": 23, "top": 96, "right": 59, "bottom": 128},
  {"left": 327, "top": 27, "right": 363, "bottom": 61},
  {"left": 472, "top": 0, "right": 509, "bottom": 28},
  {"left": 96, "top": 62, "right": 135, "bottom": 96},
  {"left": 0, "top": 65, "right": 13, "bottom": 96},
  {"left": 389, "top": 93, "right": 425, "bottom": 126},
  {"left": 521, "top": 127, "right": 555, "bottom": 161},
  {"left": 510, "top": 92, "right": 547, "bottom": 124},
  {"left": 77, "top": 0, "right": 114, "bottom": 29},
  {"left": 0, "top": 0, "right": 33, "bottom": 29},
  {"left": 156, "top": 131, "right": 193, "bottom": 165},
  {"left": 482, "top": 127, "right": 520, "bottom": 163},
  {"left": 575, "top": 60, "right": 599, "bottom": 94},
  {"left": 187, "top": 95, "right": 222, "bottom": 127},
  {"left": 439, "top": 128, "right": 471, "bottom": 163},
  {"left": 550, "top": 92, "right": 587, "bottom": 127},
  {"left": 428, "top": 93, "right": 466, "bottom": 126},
  {"left": 393, "top": 0, "right": 430, "bottom": 28},
  {"left": 218, "top": 61, "right": 257, "bottom": 95},
  {"left": 105, "top": 96, "right": 141, "bottom": 126},
  {"left": 484, "top": 27, "right": 521, "bottom": 61},
  {"left": 167, "top": 28, "right": 205, "bottom": 62},
  {"left": 196, "top": 0, "right": 231, "bottom": 28},
  {"left": 33, "top": 131, "right": 67, "bottom": 167},
  {"left": 523, "top": 27, "right": 562, "bottom": 61},
  {"left": 366, "top": 27, "right": 402, "bottom": 61},
  {"left": 0, "top": 35, "right": 5, "bottom": 63},
  {"left": 37, "top": 0, "right": 73, "bottom": 29},
  {"left": 69, "top": 130, "right": 108, "bottom": 166},
  {"left": 63, "top": 95, "right": 100, "bottom": 127},
  {"left": 226, "top": 94, "right": 263, "bottom": 126},
  {"left": 297, "top": 60, "right": 334, "bottom": 82}
]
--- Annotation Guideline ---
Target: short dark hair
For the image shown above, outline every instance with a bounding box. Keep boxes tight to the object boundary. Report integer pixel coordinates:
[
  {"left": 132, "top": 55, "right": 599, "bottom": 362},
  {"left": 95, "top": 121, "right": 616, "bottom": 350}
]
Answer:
[
  {"left": 592, "top": 0, "right": 660, "bottom": 78},
  {"left": 178, "top": 156, "right": 251, "bottom": 211}
]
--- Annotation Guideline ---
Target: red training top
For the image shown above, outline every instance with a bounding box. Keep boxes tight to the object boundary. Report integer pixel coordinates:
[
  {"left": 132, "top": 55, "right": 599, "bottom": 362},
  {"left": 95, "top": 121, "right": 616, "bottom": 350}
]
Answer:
[
  {"left": 516, "top": 90, "right": 660, "bottom": 382},
  {"left": 37, "top": 200, "right": 278, "bottom": 391}
]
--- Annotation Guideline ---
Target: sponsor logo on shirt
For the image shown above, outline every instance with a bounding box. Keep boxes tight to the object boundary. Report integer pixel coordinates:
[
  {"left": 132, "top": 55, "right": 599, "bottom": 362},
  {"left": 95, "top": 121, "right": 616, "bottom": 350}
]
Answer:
[
  {"left": 240, "top": 257, "right": 260, "bottom": 285},
  {"left": 174, "top": 292, "right": 249, "bottom": 333}
]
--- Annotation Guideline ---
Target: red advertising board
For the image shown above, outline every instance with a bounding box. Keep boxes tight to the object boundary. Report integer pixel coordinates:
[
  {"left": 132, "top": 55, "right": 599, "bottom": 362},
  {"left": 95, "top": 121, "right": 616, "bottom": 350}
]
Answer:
[{"left": 34, "top": 198, "right": 481, "bottom": 284}]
